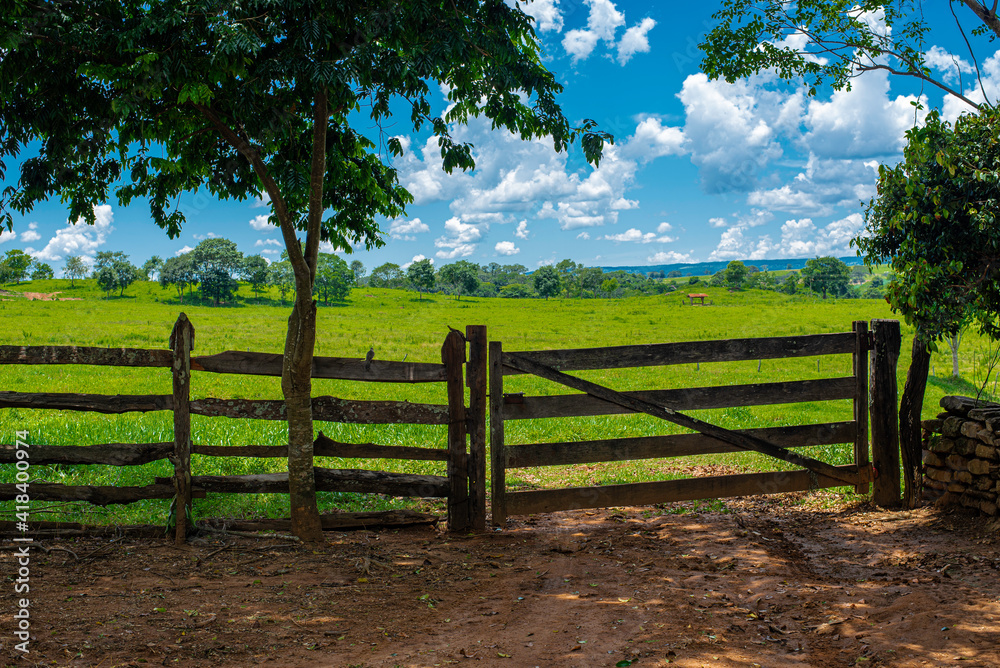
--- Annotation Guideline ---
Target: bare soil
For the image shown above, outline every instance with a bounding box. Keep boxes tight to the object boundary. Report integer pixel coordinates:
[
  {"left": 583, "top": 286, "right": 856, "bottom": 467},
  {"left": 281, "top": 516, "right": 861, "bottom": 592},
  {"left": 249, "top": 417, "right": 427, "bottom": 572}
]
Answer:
[{"left": 4, "top": 494, "right": 1000, "bottom": 668}]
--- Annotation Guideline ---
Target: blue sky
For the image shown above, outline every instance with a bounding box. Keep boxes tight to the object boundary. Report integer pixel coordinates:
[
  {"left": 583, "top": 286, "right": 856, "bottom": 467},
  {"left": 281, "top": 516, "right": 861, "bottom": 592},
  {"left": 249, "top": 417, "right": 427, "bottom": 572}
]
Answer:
[{"left": 0, "top": 1, "right": 994, "bottom": 275}]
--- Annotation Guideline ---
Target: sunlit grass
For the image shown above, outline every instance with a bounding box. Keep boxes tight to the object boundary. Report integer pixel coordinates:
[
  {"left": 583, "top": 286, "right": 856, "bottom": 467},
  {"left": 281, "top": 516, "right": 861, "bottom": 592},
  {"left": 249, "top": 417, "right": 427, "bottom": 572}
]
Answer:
[{"left": 1, "top": 279, "right": 991, "bottom": 524}]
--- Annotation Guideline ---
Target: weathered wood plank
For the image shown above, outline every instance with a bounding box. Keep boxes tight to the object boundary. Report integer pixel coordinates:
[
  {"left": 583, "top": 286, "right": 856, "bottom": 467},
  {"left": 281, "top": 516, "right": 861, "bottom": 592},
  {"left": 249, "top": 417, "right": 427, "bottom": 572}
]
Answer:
[
  {"left": 443, "top": 330, "right": 469, "bottom": 531},
  {"left": 314, "top": 432, "right": 448, "bottom": 461},
  {"left": 505, "top": 465, "right": 864, "bottom": 515},
  {"left": 0, "top": 391, "right": 172, "bottom": 413},
  {"left": 490, "top": 340, "right": 507, "bottom": 526},
  {"left": 501, "top": 332, "right": 856, "bottom": 375},
  {"left": 870, "top": 319, "right": 901, "bottom": 507},
  {"left": 853, "top": 321, "right": 870, "bottom": 495},
  {"left": 0, "top": 483, "right": 204, "bottom": 505},
  {"left": 173, "top": 468, "right": 449, "bottom": 497},
  {"left": 0, "top": 521, "right": 168, "bottom": 538},
  {"left": 506, "top": 422, "right": 857, "bottom": 468},
  {"left": 503, "top": 353, "right": 857, "bottom": 486},
  {"left": 502, "top": 377, "right": 856, "bottom": 420},
  {"left": 0, "top": 345, "right": 172, "bottom": 367},
  {"left": 203, "top": 510, "right": 439, "bottom": 532},
  {"left": 0, "top": 442, "right": 173, "bottom": 466},
  {"left": 466, "top": 325, "right": 488, "bottom": 530},
  {"left": 189, "top": 396, "right": 450, "bottom": 424},
  {"left": 191, "top": 350, "right": 447, "bottom": 383},
  {"left": 170, "top": 313, "right": 195, "bottom": 544}
]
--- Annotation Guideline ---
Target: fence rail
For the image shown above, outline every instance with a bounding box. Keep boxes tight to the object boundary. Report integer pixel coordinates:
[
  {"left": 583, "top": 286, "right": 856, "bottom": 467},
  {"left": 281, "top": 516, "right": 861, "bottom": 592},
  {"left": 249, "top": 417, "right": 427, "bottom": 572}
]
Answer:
[
  {"left": 0, "top": 315, "right": 488, "bottom": 540},
  {"left": 490, "top": 319, "right": 899, "bottom": 525}
]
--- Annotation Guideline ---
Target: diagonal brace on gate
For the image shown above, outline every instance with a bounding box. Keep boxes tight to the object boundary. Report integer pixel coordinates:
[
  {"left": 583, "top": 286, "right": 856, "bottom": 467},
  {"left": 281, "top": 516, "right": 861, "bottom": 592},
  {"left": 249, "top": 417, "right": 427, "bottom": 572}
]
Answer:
[{"left": 503, "top": 352, "right": 862, "bottom": 487}]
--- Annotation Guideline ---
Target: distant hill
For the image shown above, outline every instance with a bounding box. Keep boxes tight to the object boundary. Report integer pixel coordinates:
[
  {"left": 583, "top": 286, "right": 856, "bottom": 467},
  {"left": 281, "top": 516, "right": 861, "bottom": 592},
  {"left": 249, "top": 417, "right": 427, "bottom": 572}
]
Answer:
[{"left": 600, "top": 256, "right": 865, "bottom": 277}]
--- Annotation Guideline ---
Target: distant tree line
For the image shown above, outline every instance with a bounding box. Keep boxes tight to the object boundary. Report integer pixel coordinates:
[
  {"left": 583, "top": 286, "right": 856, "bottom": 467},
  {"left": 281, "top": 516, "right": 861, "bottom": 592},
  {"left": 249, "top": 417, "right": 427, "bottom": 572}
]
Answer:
[{"left": 1, "top": 244, "right": 884, "bottom": 303}]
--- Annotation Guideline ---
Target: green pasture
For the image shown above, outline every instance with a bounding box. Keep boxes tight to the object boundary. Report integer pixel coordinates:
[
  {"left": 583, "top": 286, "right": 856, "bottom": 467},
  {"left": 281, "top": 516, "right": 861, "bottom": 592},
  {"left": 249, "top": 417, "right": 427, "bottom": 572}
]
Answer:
[{"left": 1, "top": 279, "right": 994, "bottom": 527}]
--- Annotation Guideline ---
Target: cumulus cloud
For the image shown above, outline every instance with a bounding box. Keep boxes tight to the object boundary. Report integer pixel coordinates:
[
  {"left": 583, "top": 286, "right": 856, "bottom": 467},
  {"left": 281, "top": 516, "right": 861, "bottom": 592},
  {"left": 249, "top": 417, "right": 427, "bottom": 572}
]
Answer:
[
  {"left": 939, "top": 49, "right": 1000, "bottom": 121},
  {"left": 401, "top": 254, "right": 431, "bottom": 270},
  {"left": 779, "top": 213, "right": 864, "bottom": 257},
  {"left": 616, "top": 17, "right": 656, "bottom": 64},
  {"left": 656, "top": 222, "right": 672, "bottom": 233},
  {"left": 708, "top": 217, "right": 727, "bottom": 228},
  {"left": 19, "top": 222, "right": 41, "bottom": 243},
  {"left": 255, "top": 238, "right": 282, "bottom": 247},
  {"left": 434, "top": 217, "right": 482, "bottom": 259},
  {"left": 505, "top": 0, "right": 563, "bottom": 32},
  {"left": 0, "top": 231, "right": 16, "bottom": 244},
  {"left": 563, "top": 0, "right": 624, "bottom": 62},
  {"left": 603, "top": 227, "right": 674, "bottom": 244},
  {"left": 514, "top": 220, "right": 529, "bottom": 239},
  {"left": 30, "top": 205, "right": 114, "bottom": 262},
  {"left": 389, "top": 216, "right": 430, "bottom": 241},
  {"left": 577, "top": 232, "right": 591, "bottom": 240},
  {"left": 648, "top": 250, "right": 692, "bottom": 264},
  {"left": 249, "top": 214, "right": 276, "bottom": 231},
  {"left": 925, "top": 45, "right": 973, "bottom": 87},
  {"left": 619, "top": 117, "right": 685, "bottom": 162},
  {"left": 175, "top": 245, "right": 194, "bottom": 256},
  {"left": 495, "top": 241, "right": 520, "bottom": 255}
]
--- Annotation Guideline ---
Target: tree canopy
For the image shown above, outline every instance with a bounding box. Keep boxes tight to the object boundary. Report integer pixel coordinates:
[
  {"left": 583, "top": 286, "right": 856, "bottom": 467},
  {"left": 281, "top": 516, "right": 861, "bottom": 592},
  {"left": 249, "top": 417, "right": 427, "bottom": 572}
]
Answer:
[
  {"left": 0, "top": 0, "right": 611, "bottom": 540},
  {"left": 800, "top": 256, "right": 850, "bottom": 299}
]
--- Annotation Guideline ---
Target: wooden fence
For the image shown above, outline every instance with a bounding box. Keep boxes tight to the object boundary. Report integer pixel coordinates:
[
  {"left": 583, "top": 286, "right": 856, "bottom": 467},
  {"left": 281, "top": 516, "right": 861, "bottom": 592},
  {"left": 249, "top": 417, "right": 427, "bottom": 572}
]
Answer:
[
  {"left": 0, "top": 315, "right": 488, "bottom": 539},
  {"left": 489, "top": 319, "right": 901, "bottom": 524}
]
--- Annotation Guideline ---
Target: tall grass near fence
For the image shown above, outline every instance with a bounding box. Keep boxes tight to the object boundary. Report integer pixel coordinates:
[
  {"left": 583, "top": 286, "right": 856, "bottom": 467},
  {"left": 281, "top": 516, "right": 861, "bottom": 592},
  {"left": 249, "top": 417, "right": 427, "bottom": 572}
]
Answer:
[{"left": 0, "top": 281, "right": 993, "bottom": 524}]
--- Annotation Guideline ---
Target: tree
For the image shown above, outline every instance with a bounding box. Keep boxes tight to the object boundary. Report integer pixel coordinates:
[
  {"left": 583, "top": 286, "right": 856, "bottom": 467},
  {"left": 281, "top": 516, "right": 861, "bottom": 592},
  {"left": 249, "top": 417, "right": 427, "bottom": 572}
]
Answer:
[
  {"left": 63, "top": 255, "right": 89, "bottom": 287},
  {"left": 532, "top": 265, "right": 562, "bottom": 300},
  {"left": 438, "top": 261, "right": 480, "bottom": 300},
  {"left": 700, "top": 1, "right": 1000, "bottom": 111},
  {"left": 190, "top": 238, "right": 242, "bottom": 305},
  {"left": 407, "top": 258, "right": 435, "bottom": 300},
  {"left": 94, "top": 251, "right": 140, "bottom": 297},
  {"left": 800, "top": 257, "right": 850, "bottom": 299},
  {"left": 0, "top": 249, "right": 32, "bottom": 284},
  {"left": 268, "top": 260, "right": 295, "bottom": 304},
  {"left": 142, "top": 255, "right": 164, "bottom": 281},
  {"left": 368, "top": 262, "right": 405, "bottom": 289},
  {"left": 600, "top": 277, "right": 620, "bottom": 296},
  {"left": 857, "top": 108, "right": 1000, "bottom": 505},
  {"left": 0, "top": 2, "right": 609, "bottom": 541},
  {"left": 724, "top": 260, "right": 747, "bottom": 290},
  {"left": 313, "top": 253, "right": 353, "bottom": 304},
  {"left": 241, "top": 254, "right": 270, "bottom": 301},
  {"left": 349, "top": 260, "right": 366, "bottom": 286},
  {"left": 29, "top": 260, "right": 53, "bottom": 280},
  {"left": 159, "top": 253, "right": 199, "bottom": 303}
]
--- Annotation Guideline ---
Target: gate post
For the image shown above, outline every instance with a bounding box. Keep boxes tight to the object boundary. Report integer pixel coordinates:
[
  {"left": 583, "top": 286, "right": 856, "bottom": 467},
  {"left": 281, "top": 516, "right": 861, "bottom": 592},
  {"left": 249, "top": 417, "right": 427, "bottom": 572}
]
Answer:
[
  {"left": 442, "top": 330, "right": 469, "bottom": 531},
  {"left": 465, "top": 325, "right": 487, "bottom": 530},
  {"left": 489, "top": 341, "right": 507, "bottom": 526},
  {"left": 869, "top": 319, "right": 901, "bottom": 507},
  {"left": 852, "top": 321, "right": 870, "bottom": 495},
  {"left": 169, "top": 313, "right": 194, "bottom": 544}
]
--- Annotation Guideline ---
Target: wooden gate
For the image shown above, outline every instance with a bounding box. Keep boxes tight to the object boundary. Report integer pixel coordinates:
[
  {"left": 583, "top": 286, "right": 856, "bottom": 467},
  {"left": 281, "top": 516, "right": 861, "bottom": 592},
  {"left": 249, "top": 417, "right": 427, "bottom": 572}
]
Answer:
[{"left": 490, "top": 320, "right": 901, "bottom": 524}]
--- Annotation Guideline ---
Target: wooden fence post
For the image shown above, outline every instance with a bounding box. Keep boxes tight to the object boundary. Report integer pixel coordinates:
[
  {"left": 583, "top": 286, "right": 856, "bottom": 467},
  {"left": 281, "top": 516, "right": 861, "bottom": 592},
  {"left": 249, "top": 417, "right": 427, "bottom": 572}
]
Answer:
[
  {"left": 465, "top": 325, "right": 487, "bottom": 530},
  {"left": 870, "top": 319, "right": 901, "bottom": 507},
  {"left": 169, "top": 313, "right": 194, "bottom": 544},
  {"left": 442, "top": 330, "right": 469, "bottom": 531},
  {"left": 852, "top": 320, "right": 870, "bottom": 495},
  {"left": 489, "top": 341, "right": 507, "bottom": 526}
]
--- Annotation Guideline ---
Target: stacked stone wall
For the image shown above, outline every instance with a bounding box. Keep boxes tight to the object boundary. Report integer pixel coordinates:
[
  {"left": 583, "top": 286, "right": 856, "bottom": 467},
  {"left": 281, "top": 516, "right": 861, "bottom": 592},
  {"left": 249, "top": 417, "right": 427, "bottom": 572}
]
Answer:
[{"left": 922, "top": 396, "right": 1000, "bottom": 515}]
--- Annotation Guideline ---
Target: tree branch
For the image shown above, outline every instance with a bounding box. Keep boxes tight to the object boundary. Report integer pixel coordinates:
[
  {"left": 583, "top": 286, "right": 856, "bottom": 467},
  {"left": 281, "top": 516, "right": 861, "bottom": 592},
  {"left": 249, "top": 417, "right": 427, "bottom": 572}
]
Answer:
[
  {"left": 960, "top": 0, "right": 1000, "bottom": 39},
  {"left": 303, "top": 89, "right": 329, "bottom": 285}
]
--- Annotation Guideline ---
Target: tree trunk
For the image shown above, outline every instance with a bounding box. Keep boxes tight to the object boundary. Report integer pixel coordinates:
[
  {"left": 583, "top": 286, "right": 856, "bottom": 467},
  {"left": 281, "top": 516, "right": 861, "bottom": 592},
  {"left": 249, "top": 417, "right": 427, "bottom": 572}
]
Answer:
[
  {"left": 949, "top": 332, "right": 961, "bottom": 377},
  {"left": 899, "top": 335, "right": 931, "bottom": 509},
  {"left": 283, "top": 293, "right": 324, "bottom": 542}
]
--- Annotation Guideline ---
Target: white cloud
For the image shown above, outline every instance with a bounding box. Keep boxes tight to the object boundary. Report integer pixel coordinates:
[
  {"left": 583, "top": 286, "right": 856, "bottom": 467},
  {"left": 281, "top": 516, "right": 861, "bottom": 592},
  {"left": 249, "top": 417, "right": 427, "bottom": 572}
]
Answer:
[
  {"left": 708, "top": 226, "right": 776, "bottom": 261},
  {"left": 31, "top": 205, "right": 114, "bottom": 262},
  {"left": 616, "top": 17, "right": 656, "bottom": 65},
  {"left": 778, "top": 213, "right": 864, "bottom": 257},
  {"left": 249, "top": 214, "right": 276, "bottom": 231},
  {"left": 577, "top": 231, "right": 591, "bottom": 240},
  {"left": 318, "top": 241, "right": 336, "bottom": 253},
  {"left": 495, "top": 241, "right": 520, "bottom": 255},
  {"left": 941, "top": 49, "right": 1000, "bottom": 121},
  {"left": 389, "top": 216, "right": 430, "bottom": 241},
  {"left": 603, "top": 228, "right": 674, "bottom": 244},
  {"left": 434, "top": 216, "right": 482, "bottom": 259},
  {"left": 925, "top": 45, "right": 973, "bottom": 87},
  {"left": 255, "top": 238, "right": 282, "bottom": 247},
  {"left": 192, "top": 232, "right": 220, "bottom": 240},
  {"left": 656, "top": 222, "right": 672, "bottom": 233},
  {"left": 708, "top": 217, "right": 727, "bottom": 228},
  {"left": 514, "top": 220, "right": 529, "bottom": 239},
  {"left": 506, "top": 0, "right": 563, "bottom": 32},
  {"left": 0, "top": 231, "right": 16, "bottom": 244},
  {"left": 562, "top": 0, "right": 625, "bottom": 63},
  {"left": 251, "top": 193, "right": 271, "bottom": 208},
  {"left": 175, "top": 245, "right": 194, "bottom": 256},
  {"left": 648, "top": 250, "right": 692, "bottom": 264},
  {"left": 401, "top": 254, "right": 431, "bottom": 270},
  {"left": 261, "top": 248, "right": 281, "bottom": 258},
  {"left": 19, "top": 222, "right": 40, "bottom": 243},
  {"left": 619, "top": 117, "right": 685, "bottom": 162}
]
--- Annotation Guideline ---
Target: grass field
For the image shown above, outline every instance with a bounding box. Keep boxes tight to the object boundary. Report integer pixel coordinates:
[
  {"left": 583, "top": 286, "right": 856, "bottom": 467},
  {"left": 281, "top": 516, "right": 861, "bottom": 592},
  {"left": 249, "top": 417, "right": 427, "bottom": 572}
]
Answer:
[{"left": 1, "top": 278, "right": 994, "bottom": 527}]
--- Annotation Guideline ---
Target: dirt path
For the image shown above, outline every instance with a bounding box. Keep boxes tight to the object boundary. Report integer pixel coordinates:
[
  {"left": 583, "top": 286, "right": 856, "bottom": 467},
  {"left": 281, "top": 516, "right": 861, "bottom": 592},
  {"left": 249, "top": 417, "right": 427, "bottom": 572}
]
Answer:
[{"left": 3, "top": 494, "right": 1000, "bottom": 667}]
